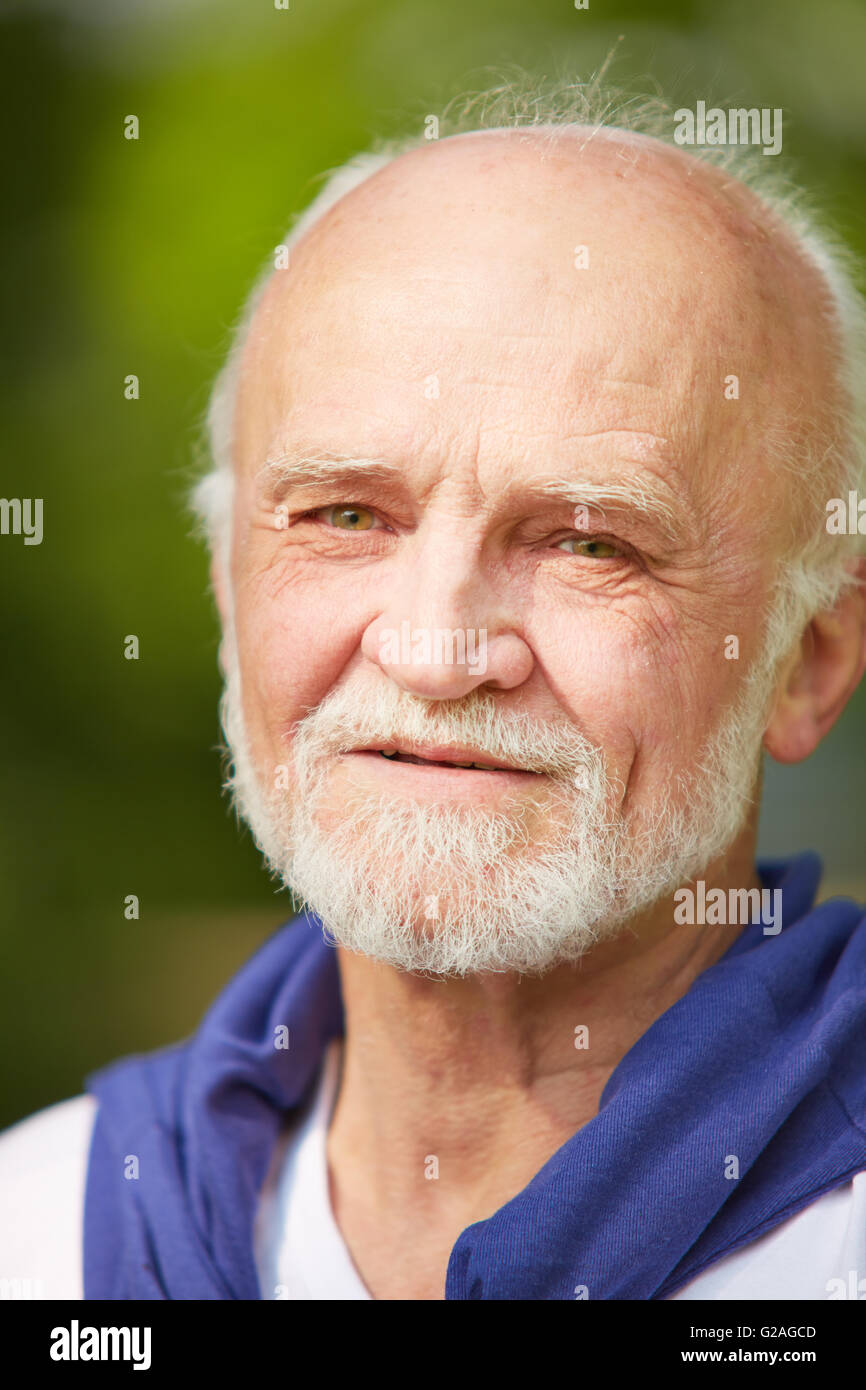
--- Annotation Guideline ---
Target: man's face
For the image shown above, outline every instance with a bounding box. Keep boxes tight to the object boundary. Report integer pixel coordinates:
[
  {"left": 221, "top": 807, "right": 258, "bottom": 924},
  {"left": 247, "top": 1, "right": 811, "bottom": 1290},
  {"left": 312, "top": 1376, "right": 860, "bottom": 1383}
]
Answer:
[{"left": 219, "top": 131, "right": 815, "bottom": 975}]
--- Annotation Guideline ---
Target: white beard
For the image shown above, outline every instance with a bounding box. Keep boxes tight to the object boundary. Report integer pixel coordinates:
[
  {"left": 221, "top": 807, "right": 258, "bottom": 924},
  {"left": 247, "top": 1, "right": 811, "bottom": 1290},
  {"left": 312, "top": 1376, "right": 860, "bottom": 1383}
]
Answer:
[{"left": 218, "top": 633, "right": 776, "bottom": 978}]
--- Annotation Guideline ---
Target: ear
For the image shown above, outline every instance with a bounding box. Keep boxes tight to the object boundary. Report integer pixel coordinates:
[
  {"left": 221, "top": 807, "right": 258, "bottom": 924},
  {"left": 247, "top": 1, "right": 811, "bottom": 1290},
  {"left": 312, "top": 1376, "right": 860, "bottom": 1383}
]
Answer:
[{"left": 763, "top": 558, "right": 866, "bottom": 764}]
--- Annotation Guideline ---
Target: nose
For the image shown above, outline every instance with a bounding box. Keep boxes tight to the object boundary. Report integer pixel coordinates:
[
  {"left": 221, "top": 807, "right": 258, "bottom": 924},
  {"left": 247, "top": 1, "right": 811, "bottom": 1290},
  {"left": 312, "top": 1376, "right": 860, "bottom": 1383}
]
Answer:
[{"left": 360, "top": 536, "right": 534, "bottom": 699}]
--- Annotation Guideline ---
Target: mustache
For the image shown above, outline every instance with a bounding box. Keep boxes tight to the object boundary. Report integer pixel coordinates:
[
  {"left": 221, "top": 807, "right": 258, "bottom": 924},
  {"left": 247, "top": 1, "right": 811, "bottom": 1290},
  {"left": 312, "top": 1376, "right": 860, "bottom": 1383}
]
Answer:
[{"left": 287, "top": 682, "right": 610, "bottom": 786}]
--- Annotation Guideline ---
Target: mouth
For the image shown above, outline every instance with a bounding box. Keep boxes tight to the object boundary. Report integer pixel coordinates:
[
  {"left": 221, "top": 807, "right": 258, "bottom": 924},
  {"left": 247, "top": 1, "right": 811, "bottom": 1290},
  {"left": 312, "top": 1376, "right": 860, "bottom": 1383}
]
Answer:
[{"left": 350, "top": 743, "right": 543, "bottom": 776}]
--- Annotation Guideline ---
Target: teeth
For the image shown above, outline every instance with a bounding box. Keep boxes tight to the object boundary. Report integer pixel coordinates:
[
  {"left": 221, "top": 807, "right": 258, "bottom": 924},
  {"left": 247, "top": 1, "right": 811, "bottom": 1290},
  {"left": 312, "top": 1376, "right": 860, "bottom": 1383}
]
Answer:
[{"left": 375, "top": 750, "right": 518, "bottom": 771}]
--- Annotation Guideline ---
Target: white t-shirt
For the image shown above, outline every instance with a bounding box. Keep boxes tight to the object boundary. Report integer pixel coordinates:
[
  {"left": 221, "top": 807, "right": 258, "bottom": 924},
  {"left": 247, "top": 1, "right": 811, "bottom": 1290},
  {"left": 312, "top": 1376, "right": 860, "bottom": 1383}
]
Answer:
[{"left": 1, "top": 1039, "right": 865, "bottom": 1300}]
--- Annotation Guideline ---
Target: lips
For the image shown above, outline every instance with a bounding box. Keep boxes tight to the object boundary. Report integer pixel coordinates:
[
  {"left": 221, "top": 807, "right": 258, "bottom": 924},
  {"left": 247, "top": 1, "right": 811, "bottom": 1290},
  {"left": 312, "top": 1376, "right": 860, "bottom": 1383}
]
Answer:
[
  {"left": 363, "top": 743, "right": 534, "bottom": 773},
  {"left": 380, "top": 750, "right": 506, "bottom": 771}
]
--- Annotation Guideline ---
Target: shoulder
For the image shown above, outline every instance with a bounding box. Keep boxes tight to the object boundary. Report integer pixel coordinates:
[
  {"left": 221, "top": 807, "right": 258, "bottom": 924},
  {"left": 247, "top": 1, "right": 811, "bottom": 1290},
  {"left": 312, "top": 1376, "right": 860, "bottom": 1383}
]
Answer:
[
  {"left": 671, "top": 1172, "right": 866, "bottom": 1300},
  {"left": 0, "top": 1094, "right": 98, "bottom": 1300}
]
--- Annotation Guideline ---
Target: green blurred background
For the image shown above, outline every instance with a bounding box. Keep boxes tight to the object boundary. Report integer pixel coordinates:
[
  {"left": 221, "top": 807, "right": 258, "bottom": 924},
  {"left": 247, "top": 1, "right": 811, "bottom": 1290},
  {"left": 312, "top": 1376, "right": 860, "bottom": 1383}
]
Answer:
[{"left": 2, "top": 0, "right": 865, "bottom": 1129}]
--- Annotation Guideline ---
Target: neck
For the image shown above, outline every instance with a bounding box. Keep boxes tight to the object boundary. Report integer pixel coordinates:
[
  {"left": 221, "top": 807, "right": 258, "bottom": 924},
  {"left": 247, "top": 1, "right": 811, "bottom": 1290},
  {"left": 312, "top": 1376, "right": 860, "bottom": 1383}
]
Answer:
[{"left": 325, "top": 820, "right": 761, "bottom": 1299}]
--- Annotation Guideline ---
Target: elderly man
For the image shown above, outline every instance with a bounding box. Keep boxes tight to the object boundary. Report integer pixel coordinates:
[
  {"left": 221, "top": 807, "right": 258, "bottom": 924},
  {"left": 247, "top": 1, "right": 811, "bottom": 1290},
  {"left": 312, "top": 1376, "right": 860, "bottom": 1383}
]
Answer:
[{"left": 2, "top": 81, "right": 866, "bottom": 1303}]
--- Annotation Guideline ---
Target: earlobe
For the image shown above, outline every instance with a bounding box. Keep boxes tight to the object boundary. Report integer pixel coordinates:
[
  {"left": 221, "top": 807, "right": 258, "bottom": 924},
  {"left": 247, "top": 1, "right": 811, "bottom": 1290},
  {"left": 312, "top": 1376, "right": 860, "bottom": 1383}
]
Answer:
[
  {"left": 763, "top": 569, "right": 866, "bottom": 765},
  {"left": 762, "top": 643, "right": 816, "bottom": 764}
]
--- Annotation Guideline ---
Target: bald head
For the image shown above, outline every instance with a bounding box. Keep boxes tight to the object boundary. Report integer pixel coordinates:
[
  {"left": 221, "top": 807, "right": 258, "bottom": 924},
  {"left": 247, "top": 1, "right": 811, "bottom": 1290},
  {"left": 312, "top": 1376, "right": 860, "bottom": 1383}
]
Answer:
[{"left": 233, "top": 124, "right": 845, "bottom": 576}]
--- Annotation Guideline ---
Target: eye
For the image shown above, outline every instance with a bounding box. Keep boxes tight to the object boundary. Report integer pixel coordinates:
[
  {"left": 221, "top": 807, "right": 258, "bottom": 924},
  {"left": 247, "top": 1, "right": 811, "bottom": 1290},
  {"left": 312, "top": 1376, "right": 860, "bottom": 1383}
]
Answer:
[
  {"left": 556, "top": 536, "right": 623, "bottom": 559},
  {"left": 317, "top": 504, "right": 383, "bottom": 531}
]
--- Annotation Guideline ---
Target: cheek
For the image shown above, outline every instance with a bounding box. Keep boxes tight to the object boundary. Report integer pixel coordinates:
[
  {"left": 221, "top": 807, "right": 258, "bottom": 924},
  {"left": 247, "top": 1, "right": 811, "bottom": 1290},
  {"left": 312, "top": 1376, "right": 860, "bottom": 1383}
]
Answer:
[
  {"left": 535, "top": 610, "right": 662, "bottom": 749},
  {"left": 232, "top": 582, "right": 364, "bottom": 756},
  {"left": 536, "top": 607, "right": 738, "bottom": 792}
]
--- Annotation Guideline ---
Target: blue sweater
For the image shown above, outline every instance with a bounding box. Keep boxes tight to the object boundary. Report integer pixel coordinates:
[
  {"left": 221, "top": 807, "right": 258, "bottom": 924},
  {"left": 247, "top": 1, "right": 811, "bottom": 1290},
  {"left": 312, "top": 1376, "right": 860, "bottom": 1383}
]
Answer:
[{"left": 82, "top": 853, "right": 866, "bottom": 1299}]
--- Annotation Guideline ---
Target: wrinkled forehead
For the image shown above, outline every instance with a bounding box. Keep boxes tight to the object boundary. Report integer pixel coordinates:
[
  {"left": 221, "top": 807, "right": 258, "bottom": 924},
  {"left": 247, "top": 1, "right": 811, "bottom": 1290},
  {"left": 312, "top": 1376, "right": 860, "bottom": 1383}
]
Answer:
[{"left": 233, "top": 128, "right": 837, "bottom": 517}]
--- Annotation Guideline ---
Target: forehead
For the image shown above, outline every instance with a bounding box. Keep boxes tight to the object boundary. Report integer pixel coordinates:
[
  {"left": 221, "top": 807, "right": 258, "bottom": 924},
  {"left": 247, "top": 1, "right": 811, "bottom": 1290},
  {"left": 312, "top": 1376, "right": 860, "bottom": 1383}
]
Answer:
[{"left": 232, "top": 130, "right": 823, "bottom": 513}]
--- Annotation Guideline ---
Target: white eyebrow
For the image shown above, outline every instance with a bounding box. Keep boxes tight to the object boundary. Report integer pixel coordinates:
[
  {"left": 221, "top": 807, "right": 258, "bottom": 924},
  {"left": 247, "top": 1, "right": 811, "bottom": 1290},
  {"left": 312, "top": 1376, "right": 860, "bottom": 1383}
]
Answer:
[
  {"left": 256, "top": 452, "right": 403, "bottom": 493},
  {"left": 531, "top": 476, "right": 687, "bottom": 543}
]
